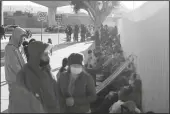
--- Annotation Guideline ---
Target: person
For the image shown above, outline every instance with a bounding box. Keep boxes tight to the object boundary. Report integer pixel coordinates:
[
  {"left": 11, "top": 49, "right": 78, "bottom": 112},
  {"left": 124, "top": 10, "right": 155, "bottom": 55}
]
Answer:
[
  {"left": 29, "top": 38, "right": 36, "bottom": 44},
  {"left": 56, "top": 58, "right": 68, "bottom": 80},
  {"left": 57, "top": 53, "right": 97, "bottom": 113},
  {"left": 67, "top": 25, "right": 73, "bottom": 41},
  {"left": 48, "top": 38, "right": 52, "bottom": 44},
  {"left": 13, "top": 41, "right": 59, "bottom": 113},
  {"left": 0, "top": 25, "right": 6, "bottom": 40},
  {"left": 109, "top": 87, "right": 140, "bottom": 113},
  {"left": 81, "top": 24, "right": 86, "bottom": 42},
  {"left": 22, "top": 41, "right": 29, "bottom": 61},
  {"left": 103, "top": 25, "right": 109, "bottom": 42},
  {"left": 65, "top": 25, "right": 70, "bottom": 42},
  {"left": 127, "top": 73, "right": 142, "bottom": 110},
  {"left": 85, "top": 50, "right": 97, "bottom": 85},
  {"left": 4, "top": 27, "right": 27, "bottom": 113},
  {"left": 74, "top": 25, "right": 79, "bottom": 42},
  {"left": 85, "top": 50, "right": 96, "bottom": 69},
  {"left": 47, "top": 38, "right": 53, "bottom": 55}
]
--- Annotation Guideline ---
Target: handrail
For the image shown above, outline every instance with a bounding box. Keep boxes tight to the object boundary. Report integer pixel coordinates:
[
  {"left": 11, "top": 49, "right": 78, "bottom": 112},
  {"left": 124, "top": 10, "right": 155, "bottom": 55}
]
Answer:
[{"left": 96, "top": 55, "right": 133, "bottom": 94}]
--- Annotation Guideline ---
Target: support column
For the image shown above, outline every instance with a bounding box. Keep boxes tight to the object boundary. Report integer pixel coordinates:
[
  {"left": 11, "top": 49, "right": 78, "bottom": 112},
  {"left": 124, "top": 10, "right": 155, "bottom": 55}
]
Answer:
[
  {"left": 0, "top": 1, "right": 4, "bottom": 25},
  {"left": 48, "top": 7, "right": 56, "bottom": 27}
]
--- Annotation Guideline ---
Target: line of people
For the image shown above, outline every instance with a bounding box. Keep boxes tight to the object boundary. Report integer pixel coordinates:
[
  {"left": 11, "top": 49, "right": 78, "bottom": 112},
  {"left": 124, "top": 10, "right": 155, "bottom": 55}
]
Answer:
[
  {"left": 4, "top": 27, "right": 150, "bottom": 113},
  {"left": 65, "top": 24, "right": 93, "bottom": 42}
]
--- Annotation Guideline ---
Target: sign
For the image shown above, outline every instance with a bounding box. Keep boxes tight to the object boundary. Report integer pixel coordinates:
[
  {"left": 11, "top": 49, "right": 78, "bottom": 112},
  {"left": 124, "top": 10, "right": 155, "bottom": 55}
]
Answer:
[
  {"left": 37, "top": 12, "right": 47, "bottom": 22},
  {"left": 55, "top": 14, "right": 62, "bottom": 22}
]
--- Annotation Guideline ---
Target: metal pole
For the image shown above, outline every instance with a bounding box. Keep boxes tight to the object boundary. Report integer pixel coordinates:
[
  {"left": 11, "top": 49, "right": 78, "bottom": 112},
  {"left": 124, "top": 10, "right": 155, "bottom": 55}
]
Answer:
[
  {"left": 58, "top": 27, "right": 59, "bottom": 44},
  {"left": 0, "top": 1, "right": 3, "bottom": 25},
  {"left": 41, "top": 21, "right": 43, "bottom": 41}
]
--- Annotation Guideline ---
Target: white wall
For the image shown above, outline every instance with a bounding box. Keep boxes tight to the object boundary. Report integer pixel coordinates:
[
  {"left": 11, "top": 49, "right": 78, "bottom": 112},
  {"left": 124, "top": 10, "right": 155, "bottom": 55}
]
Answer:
[{"left": 118, "top": 1, "right": 169, "bottom": 113}]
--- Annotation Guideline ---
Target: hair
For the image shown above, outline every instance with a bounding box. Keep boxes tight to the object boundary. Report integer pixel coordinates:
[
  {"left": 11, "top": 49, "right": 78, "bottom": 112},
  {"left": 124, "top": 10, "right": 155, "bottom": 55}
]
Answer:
[
  {"left": 62, "top": 58, "right": 68, "bottom": 67},
  {"left": 29, "top": 38, "right": 36, "bottom": 44},
  {"left": 22, "top": 41, "right": 29, "bottom": 47}
]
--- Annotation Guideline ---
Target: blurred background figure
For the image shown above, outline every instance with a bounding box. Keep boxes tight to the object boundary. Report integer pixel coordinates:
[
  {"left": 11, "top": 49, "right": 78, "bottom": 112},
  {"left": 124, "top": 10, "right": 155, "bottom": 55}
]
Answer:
[
  {"left": 56, "top": 57, "right": 68, "bottom": 80},
  {"left": 74, "top": 24, "right": 79, "bottom": 42}
]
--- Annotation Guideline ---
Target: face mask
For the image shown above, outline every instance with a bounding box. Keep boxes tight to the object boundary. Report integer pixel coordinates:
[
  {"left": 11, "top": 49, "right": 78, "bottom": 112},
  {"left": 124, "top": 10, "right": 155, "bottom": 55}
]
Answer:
[
  {"left": 70, "top": 66, "right": 83, "bottom": 75},
  {"left": 39, "top": 59, "right": 49, "bottom": 67}
]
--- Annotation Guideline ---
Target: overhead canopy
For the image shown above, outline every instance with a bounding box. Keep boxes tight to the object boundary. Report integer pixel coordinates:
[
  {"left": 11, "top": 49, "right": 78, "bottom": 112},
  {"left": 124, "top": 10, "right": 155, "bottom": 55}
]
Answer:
[{"left": 32, "top": 1, "right": 71, "bottom": 8}]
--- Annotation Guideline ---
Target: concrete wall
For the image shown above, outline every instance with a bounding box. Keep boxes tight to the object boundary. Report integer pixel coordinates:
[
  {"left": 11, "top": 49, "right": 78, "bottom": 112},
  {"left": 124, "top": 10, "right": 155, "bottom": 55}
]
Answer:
[{"left": 118, "top": 1, "right": 169, "bottom": 113}]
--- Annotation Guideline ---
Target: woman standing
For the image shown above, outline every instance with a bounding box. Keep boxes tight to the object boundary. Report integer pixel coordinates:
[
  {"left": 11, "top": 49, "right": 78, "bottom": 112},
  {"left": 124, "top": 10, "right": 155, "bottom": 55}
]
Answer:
[{"left": 57, "top": 53, "right": 97, "bottom": 113}]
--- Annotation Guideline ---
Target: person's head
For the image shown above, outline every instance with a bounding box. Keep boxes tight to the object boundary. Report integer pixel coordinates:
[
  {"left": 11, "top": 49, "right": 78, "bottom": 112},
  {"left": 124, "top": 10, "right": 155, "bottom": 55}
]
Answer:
[
  {"left": 28, "top": 41, "right": 52, "bottom": 68},
  {"left": 118, "top": 87, "right": 132, "bottom": 102},
  {"left": 22, "top": 41, "right": 29, "bottom": 47},
  {"left": 10, "top": 27, "right": 27, "bottom": 47},
  {"left": 67, "top": 53, "right": 84, "bottom": 76},
  {"left": 29, "top": 38, "right": 36, "bottom": 44},
  {"left": 88, "top": 50, "right": 93, "bottom": 57},
  {"left": 104, "top": 25, "right": 108, "bottom": 29},
  {"left": 62, "top": 58, "right": 68, "bottom": 68}
]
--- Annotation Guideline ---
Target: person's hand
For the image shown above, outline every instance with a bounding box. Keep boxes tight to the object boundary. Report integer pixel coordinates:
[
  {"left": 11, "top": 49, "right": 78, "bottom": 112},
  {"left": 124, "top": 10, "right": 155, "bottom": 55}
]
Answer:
[{"left": 66, "top": 97, "right": 74, "bottom": 106}]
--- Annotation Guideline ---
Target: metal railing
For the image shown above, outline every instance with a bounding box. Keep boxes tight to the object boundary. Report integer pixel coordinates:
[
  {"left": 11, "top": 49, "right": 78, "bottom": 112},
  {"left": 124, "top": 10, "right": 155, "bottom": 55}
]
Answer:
[{"left": 96, "top": 54, "right": 134, "bottom": 94}]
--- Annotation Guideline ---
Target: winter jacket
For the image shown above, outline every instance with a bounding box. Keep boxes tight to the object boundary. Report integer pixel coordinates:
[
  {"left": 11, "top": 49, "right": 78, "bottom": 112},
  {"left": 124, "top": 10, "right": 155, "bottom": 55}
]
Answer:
[
  {"left": 13, "top": 41, "right": 59, "bottom": 113},
  {"left": 5, "top": 27, "right": 26, "bottom": 84},
  {"left": 57, "top": 71, "right": 96, "bottom": 113}
]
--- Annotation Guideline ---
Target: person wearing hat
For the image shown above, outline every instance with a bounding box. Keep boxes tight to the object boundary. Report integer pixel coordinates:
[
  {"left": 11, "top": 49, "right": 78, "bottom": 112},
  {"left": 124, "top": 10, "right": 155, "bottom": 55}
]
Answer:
[
  {"left": 11, "top": 41, "right": 59, "bottom": 113},
  {"left": 57, "top": 53, "right": 97, "bottom": 113}
]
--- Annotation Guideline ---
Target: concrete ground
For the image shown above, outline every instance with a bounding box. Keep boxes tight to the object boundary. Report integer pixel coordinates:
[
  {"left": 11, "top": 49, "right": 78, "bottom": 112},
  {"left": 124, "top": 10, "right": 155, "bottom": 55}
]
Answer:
[{"left": 0, "top": 33, "right": 94, "bottom": 113}]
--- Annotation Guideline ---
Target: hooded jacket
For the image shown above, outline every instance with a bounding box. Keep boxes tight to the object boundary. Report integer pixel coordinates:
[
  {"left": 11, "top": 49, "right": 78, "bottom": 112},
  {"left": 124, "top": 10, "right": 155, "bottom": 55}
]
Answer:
[
  {"left": 13, "top": 41, "right": 59, "bottom": 113},
  {"left": 5, "top": 27, "right": 27, "bottom": 84}
]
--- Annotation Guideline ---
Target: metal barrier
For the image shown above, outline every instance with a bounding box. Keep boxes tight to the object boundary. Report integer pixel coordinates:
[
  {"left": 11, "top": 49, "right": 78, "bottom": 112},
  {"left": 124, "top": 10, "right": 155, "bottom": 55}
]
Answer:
[{"left": 96, "top": 55, "right": 134, "bottom": 94}]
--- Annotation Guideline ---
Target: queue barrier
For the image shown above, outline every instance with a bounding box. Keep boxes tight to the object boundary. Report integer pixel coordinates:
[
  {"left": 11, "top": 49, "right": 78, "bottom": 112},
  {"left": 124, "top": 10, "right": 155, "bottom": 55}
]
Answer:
[{"left": 96, "top": 54, "right": 134, "bottom": 94}]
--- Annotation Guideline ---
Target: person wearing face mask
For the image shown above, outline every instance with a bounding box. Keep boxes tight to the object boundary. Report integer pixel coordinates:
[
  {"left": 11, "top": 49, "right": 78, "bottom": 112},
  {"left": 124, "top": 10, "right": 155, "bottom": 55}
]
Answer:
[
  {"left": 57, "top": 53, "right": 97, "bottom": 113},
  {"left": 11, "top": 41, "right": 59, "bottom": 113},
  {"left": 4, "top": 27, "right": 28, "bottom": 113}
]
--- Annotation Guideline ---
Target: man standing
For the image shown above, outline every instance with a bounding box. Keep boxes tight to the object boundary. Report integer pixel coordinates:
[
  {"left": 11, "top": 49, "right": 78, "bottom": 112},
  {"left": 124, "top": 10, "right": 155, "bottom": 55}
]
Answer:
[
  {"left": 14, "top": 41, "right": 59, "bottom": 113},
  {"left": 4, "top": 27, "right": 27, "bottom": 113},
  {"left": 0, "top": 25, "right": 5, "bottom": 40},
  {"left": 74, "top": 25, "right": 79, "bottom": 42}
]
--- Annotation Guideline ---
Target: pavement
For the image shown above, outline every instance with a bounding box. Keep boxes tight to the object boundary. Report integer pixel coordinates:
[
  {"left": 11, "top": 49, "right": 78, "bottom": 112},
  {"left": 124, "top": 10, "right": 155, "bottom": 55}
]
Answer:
[{"left": 0, "top": 33, "right": 94, "bottom": 112}]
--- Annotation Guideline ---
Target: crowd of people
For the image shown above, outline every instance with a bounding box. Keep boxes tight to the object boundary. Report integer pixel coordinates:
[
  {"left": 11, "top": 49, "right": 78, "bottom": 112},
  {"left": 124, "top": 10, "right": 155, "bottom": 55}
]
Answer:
[
  {"left": 3, "top": 25, "right": 149, "bottom": 113},
  {"left": 65, "top": 24, "right": 94, "bottom": 42}
]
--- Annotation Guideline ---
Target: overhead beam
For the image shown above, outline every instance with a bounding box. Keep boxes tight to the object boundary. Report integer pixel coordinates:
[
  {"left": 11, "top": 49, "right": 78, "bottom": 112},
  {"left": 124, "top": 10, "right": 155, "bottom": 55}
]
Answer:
[{"left": 31, "top": 1, "right": 71, "bottom": 8}]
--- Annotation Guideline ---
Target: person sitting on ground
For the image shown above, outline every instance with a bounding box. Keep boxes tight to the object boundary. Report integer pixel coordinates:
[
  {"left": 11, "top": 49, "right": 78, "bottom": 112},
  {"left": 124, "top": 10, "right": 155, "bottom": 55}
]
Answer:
[
  {"left": 56, "top": 58, "right": 68, "bottom": 80},
  {"left": 127, "top": 73, "right": 142, "bottom": 109},
  {"left": 57, "top": 53, "right": 97, "bottom": 113},
  {"left": 109, "top": 87, "right": 141, "bottom": 113}
]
